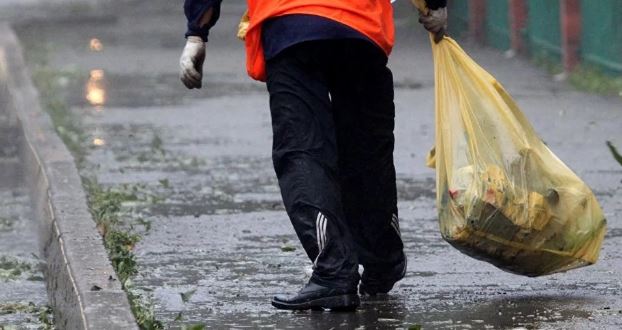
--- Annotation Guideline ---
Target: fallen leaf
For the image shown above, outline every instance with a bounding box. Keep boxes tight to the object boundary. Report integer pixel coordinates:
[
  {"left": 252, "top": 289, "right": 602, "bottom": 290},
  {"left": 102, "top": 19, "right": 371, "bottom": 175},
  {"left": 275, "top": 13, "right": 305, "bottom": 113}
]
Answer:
[
  {"left": 181, "top": 289, "right": 197, "bottom": 303},
  {"left": 281, "top": 245, "right": 296, "bottom": 252}
]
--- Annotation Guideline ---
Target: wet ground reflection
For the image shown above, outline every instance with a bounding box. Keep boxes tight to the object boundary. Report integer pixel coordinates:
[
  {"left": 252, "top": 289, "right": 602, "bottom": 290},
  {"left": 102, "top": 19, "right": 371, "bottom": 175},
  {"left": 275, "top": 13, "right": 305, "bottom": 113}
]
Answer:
[
  {"left": 89, "top": 38, "right": 103, "bottom": 52},
  {"left": 86, "top": 69, "right": 106, "bottom": 107},
  {"left": 182, "top": 294, "right": 594, "bottom": 329},
  {"left": 12, "top": 0, "right": 620, "bottom": 328}
]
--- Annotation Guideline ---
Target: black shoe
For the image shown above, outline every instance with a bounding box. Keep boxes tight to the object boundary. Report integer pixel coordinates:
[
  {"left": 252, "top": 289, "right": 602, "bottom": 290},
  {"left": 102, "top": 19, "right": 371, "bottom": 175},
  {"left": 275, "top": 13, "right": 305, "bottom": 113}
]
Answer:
[
  {"left": 359, "top": 259, "right": 407, "bottom": 296},
  {"left": 271, "top": 281, "right": 360, "bottom": 311}
]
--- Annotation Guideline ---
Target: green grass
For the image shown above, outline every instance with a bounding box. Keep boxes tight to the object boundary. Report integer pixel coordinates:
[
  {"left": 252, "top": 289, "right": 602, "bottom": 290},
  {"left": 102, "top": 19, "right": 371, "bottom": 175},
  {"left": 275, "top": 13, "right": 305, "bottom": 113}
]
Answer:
[
  {"left": 31, "top": 66, "right": 87, "bottom": 164},
  {"left": 0, "top": 303, "right": 54, "bottom": 329},
  {"left": 151, "top": 134, "right": 165, "bottom": 156},
  {"left": 0, "top": 217, "right": 13, "bottom": 231},
  {"left": 531, "top": 52, "right": 622, "bottom": 97},
  {"left": 606, "top": 141, "right": 622, "bottom": 167},
  {"left": 126, "top": 289, "right": 164, "bottom": 330},
  {"left": 22, "top": 42, "right": 164, "bottom": 330},
  {"left": 182, "top": 325, "right": 206, "bottom": 330},
  {"left": 83, "top": 178, "right": 164, "bottom": 329},
  {"left": 0, "top": 256, "right": 33, "bottom": 281},
  {"left": 532, "top": 52, "right": 564, "bottom": 75},
  {"left": 21, "top": 40, "right": 87, "bottom": 164},
  {"left": 569, "top": 66, "right": 622, "bottom": 97},
  {"left": 280, "top": 245, "right": 296, "bottom": 252}
]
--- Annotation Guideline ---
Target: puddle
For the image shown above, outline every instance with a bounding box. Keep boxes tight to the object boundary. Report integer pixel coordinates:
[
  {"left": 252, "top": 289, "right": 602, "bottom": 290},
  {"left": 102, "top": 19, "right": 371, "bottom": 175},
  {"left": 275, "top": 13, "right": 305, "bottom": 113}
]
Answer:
[{"left": 12, "top": 0, "right": 622, "bottom": 329}]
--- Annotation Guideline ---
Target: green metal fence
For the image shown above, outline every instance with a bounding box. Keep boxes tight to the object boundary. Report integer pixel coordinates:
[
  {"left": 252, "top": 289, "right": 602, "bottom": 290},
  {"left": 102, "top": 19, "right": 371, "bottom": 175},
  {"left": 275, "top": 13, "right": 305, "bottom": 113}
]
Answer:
[
  {"left": 580, "top": 0, "right": 622, "bottom": 74},
  {"left": 447, "top": 0, "right": 469, "bottom": 39},
  {"left": 485, "top": 0, "right": 510, "bottom": 50},
  {"left": 526, "top": 0, "right": 561, "bottom": 58},
  {"left": 447, "top": 0, "right": 622, "bottom": 75}
]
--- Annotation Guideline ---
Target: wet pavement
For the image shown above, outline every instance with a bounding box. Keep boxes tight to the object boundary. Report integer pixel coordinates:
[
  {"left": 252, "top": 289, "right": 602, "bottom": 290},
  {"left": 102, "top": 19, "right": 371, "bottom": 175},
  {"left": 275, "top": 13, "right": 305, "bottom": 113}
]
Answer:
[
  {"left": 0, "top": 33, "right": 52, "bottom": 326},
  {"left": 0, "top": 163, "right": 52, "bottom": 328},
  {"left": 11, "top": 0, "right": 622, "bottom": 328}
]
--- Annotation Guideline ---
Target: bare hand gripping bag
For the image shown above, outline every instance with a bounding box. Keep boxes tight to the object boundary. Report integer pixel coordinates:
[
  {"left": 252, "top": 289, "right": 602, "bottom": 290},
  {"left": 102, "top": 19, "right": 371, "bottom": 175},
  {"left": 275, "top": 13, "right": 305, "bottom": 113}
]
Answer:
[{"left": 414, "top": 0, "right": 607, "bottom": 277}]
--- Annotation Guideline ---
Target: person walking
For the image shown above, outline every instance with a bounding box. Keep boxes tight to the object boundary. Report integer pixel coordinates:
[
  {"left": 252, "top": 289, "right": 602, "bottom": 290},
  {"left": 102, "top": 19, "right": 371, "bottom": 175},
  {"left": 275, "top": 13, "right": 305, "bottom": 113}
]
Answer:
[{"left": 180, "top": 0, "right": 447, "bottom": 311}]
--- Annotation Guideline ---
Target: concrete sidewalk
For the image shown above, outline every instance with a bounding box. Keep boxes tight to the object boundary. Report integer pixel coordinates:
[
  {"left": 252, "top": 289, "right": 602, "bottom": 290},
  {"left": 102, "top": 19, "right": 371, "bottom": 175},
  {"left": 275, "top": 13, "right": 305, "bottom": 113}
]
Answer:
[
  {"left": 12, "top": 0, "right": 622, "bottom": 328},
  {"left": 1, "top": 20, "right": 139, "bottom": 328}
]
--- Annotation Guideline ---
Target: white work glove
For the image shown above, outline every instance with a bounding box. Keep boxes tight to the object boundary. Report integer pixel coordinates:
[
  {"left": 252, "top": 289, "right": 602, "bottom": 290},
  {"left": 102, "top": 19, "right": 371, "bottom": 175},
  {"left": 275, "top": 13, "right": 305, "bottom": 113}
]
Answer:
[
  {"left": 180, "top": 36, "right": 206, "bottom": 89},
  {"left": 419, "top": 7, "right": 448, "bottom": 43}
]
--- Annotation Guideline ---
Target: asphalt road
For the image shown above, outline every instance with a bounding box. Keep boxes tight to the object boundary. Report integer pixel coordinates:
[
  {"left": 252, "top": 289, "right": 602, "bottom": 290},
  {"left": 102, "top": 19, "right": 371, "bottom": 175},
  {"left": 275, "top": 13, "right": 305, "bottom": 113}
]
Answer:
[
  {"left": 11, "top": 0, "right": 622, "bottom": 328},
  {"left": 0, "top": 132, "right": 50, "bottom": 328}
]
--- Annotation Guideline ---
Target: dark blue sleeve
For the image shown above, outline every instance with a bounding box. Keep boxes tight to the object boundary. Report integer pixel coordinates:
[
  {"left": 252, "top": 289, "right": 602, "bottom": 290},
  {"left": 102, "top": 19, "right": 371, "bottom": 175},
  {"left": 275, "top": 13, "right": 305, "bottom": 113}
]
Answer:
[
  {"left": 184, "top": 0, "right": 222, "bottom": 42},
  {"left": 425, "top": 0, "right": 447, "bottom": 10}
]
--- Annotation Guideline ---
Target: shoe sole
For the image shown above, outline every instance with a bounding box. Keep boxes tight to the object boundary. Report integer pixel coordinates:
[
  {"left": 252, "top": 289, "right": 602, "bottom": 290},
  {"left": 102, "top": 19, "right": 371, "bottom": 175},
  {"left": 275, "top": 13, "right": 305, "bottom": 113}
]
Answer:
[{"left": 271, "top": 294, "right": 360, "bottom": 311}]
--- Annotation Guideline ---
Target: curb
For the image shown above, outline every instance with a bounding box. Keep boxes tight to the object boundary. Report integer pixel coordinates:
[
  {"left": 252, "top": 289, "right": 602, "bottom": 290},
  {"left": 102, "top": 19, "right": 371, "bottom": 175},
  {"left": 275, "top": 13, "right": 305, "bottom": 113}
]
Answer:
[{"left": 0, "top": 23, "right": 138, "bottom": 330}]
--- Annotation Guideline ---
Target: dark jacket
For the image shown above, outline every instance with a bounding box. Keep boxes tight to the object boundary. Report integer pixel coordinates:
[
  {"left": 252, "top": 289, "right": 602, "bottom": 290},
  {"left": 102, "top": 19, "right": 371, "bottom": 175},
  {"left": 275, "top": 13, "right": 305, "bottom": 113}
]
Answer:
[{"left": 184, "top": 0, "right": 447, "bottom": 41}]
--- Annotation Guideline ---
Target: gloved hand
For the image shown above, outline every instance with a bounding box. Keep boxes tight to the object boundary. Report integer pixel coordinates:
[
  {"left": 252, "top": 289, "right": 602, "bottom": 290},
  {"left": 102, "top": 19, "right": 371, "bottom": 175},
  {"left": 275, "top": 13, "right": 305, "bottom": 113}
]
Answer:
[
  {"left": 180, "top": 36, "right": 206, "bottom": 89},
  {"left": 419, "top": 7, "right": 447, "bottom": 43}
]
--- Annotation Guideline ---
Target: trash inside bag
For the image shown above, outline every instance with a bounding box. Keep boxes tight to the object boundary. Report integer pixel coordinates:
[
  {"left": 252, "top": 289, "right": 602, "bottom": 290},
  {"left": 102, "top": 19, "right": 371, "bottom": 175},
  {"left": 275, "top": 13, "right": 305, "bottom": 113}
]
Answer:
[{"left": 416, "top": 2, "right": 606, "bottom": 277}]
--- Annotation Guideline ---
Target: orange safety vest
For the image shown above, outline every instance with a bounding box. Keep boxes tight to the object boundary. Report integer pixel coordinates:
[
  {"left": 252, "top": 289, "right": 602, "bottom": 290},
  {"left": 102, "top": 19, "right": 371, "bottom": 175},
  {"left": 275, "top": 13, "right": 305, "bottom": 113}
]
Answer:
[{"left": 244, "top": 0, "right": 395, "bottom": 81}]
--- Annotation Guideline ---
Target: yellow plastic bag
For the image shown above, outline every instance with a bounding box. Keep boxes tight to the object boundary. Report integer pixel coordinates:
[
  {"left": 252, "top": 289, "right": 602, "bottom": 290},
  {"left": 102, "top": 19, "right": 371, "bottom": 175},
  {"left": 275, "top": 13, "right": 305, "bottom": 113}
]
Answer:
[{"left": 414, "top": 0, "right": 606, "bottom": 277}]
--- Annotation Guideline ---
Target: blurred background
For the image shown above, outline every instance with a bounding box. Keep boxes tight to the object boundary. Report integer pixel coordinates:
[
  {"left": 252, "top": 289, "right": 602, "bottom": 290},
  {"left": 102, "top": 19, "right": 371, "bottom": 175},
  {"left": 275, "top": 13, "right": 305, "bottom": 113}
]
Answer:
[
  {"left": 0, "top": 0, "right": 621, "bottom": 329},
  {"left": 447, "top": 0, "right": 622, "bottom": 91}
]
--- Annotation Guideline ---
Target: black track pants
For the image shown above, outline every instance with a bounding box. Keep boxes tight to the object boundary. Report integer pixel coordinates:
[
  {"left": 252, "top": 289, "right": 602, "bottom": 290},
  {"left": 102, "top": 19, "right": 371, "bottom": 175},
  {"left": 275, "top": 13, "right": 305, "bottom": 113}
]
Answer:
[{"left": 265, "top": 39, "right": 405, "bottom": 290}]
